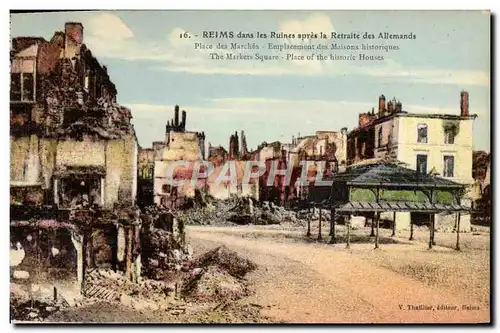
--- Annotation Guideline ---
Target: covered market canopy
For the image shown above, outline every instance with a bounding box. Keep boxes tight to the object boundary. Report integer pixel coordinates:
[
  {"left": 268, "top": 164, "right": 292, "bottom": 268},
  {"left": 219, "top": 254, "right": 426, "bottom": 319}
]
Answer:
[{"left": 306, "top": 161, "right": 471, "bottom": 250}]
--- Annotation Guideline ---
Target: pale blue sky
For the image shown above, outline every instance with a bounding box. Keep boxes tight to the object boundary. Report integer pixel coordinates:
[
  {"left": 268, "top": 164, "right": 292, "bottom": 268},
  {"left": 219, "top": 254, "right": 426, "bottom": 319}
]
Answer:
[{"left": 10, "top": 10, "right": 491, "bottom": 151}]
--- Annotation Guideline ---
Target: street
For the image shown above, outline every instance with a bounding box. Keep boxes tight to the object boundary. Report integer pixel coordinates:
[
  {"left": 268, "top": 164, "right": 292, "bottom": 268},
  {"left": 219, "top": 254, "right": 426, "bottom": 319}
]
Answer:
[{"left": 187, "top": 225, "right": 490, "bottom": 323}]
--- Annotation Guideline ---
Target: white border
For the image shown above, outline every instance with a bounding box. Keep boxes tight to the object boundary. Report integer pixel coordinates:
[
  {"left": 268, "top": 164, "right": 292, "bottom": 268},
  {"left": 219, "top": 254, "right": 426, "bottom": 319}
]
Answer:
[{"left": 2, "top": 2, "right": 497, "bottom": 332}]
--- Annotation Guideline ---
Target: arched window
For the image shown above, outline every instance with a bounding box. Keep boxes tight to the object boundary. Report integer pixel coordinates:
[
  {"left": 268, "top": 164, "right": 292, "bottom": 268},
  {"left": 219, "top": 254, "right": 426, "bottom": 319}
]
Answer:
[{"left": 417, "top": 124, "right": 428, "bottom": 143}]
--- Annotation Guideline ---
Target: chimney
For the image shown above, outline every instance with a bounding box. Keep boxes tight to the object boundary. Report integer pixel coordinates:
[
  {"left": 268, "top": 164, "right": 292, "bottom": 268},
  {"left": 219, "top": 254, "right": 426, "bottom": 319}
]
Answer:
[
  {"left": 181, "top": 110, "right": 186, "bottom": 129},
  {"left": 103, "top": 65, "right": 107, "bottom": 74},
  {"left": 387, "top": 100, "right": 394, "bottom": 114},
  {"left": 64, "top": 22, "right": 84, "bottom": 59},
  {"left": 241, "top": 130, "right": 248, "bottom": 157},
  {"left": 460, "top": 90, "right": 469, "bottom": 116},
  {"left": 378, "top": 94, "right": 386, "bottom": 116},
  {"left": 395, "top": 101, "right": 402, "bottom": 113},
  {"left": 174, "top": 105, "right": 179, "bottom": 127}
]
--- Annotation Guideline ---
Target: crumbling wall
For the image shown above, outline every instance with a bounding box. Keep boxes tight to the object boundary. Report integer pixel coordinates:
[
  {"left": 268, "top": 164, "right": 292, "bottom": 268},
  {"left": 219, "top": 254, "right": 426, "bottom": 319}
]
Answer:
[
  {"left": 56, "top": 139, "right": 105, "bottom": 167},
  {"left": 10, "top": 135, "right": 43, "bottom": 185},
  {"left": 40, "top": 138, "right": 58, "bottom": 189},
  {"left": 105, "top": 135, "right": 137, "bottom": 207},
  {"left": 163, "top": 132, "right": 203, "bottom": 161},
  {"left": 10, "top": 226, "right": 78, "bottom": 282}
]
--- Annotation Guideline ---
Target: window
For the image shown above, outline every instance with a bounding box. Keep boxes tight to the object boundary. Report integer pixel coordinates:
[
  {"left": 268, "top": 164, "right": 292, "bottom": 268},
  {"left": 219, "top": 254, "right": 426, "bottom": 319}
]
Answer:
[
  {"left": 417, "top": 124, "right": 428, "bottom": 143},
  {"left": 443, "top": 156, "right": 454, "bottom": 177},
  {"left": 10, "top": 72, "right": 35, "bottom": 102},
  {"left": 10, "top": 73, "right": 21, "bottom": 101},
  {"left": 10, "top": 57, "right": 36, "bottom": 102},
  {"left": 22, "top": 73, "right": 34, "bottom": 101},
  {"left": 416, "top": 154, "right": 428, "bottom": 174},
  {"left": 444, "top": 128, "right": 456, "bottom": 144},
  {"left": 377, "top": 127, "right": 383, "bottom": 148},
  {"left": 162, "top": 184, "right": 172, "bottom": 194}
]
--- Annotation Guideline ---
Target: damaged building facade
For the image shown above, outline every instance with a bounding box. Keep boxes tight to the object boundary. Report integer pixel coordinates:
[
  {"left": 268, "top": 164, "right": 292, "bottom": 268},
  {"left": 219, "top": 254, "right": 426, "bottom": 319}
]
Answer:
[
  {"left": 154, "top": 108, "right": 259, "bottom": 205},
  {"left": 253, "top": 129, "right": 347, "bottom": 205},
  {"left": 154, "top": 106, "right": 206, "bottom": 206},
  {"left": 346, "top": 93, "right": 477, "bottom": 231},
  {"left": 10, "top": 23, "right": 142, "bottom": 298}
]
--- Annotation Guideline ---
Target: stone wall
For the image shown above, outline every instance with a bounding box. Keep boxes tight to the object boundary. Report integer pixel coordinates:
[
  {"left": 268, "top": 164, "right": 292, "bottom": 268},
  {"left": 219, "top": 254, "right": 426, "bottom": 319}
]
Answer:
[{"left": 10, "top": 134, "right": 138, "bottom": 208}]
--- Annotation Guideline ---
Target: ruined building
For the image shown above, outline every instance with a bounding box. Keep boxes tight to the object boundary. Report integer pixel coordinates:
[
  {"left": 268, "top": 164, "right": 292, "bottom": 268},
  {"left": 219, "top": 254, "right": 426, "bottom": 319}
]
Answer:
[
  {"left": 254, "top": 129, "right": 347, "bottom": 205},
  {"left": 10, "top": 23, "right": 141, "bottom": 295},
  {"left": 154, "top": 106, "right": 206, "bottom": 206},
  {"left": 137, "top": 148, "right": 155, "bottom": 208},
  {"left": 228, "top": 131, "right": 239, "bottom": 159}
]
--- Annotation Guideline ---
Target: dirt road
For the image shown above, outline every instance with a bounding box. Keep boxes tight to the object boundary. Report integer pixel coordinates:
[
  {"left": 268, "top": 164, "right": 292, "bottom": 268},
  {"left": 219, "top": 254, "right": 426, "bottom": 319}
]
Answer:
[{"left": 187, "top": 225, "right": 490, "bottom": 324}]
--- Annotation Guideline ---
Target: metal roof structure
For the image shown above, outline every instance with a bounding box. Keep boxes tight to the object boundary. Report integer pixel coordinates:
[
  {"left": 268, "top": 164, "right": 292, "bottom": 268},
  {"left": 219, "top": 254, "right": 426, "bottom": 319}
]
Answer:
[
  {"left": 332, "top": 162, "right": 465, "bottom": 189},
  {"left": 335, "top": 201, "right": 471, "bottom": 213}
]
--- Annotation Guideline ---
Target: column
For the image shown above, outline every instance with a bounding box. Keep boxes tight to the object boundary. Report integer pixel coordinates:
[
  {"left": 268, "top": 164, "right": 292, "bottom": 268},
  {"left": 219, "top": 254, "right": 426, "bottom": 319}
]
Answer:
[
  {"left": 329, "top": 208, "right": 336, "bottom": 244},
  {"left": 428, "top": 213, "right": 433, "bottom": 250},
  {"left": 456, "top": 213, "right": 461, "bottom": 251},
  {"left": 391, "top": 212, "right": 396, "bottom": 237},
  {"left": 53, "top": 179, "right": 59, "bottom": 205},
  {"left": 70, "top": 231, "right": 84, "bottom": 289},
  {"left": 100, "top": 177, "right": 105, "bottom": 207},
  {"left": 125, "top": 226, "right": 133, "bottom": 281},
  {"left": 370, "top": 214, "right": 375, "bottom": 237},
  {"left": 306, "top": 207, "right": 311, "bottom": 237},
  {"left": 317, "top": 207, "right": 322, "bottom": 241},
  {"left": 409, "top": 220, "right": 414, "bottom": 241},
  {"left": 346, "top": 221, "right": 351, "bottom": 249},
  {"left": 374, "top": 212, "right": 380, "bottom": 249}
]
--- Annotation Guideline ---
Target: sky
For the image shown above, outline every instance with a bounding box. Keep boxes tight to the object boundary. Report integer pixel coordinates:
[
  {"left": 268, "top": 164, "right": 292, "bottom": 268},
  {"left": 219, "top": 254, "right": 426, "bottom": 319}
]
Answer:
[{"left": 10, "top": 10, "right": 491, "bottom": 152}]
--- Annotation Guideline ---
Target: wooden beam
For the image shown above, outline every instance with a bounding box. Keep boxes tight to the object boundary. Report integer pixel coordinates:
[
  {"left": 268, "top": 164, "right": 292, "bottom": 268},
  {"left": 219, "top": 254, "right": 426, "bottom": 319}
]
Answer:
[
  {"left": 370, "top": 214, "right": 375, "bottom": 237},
  {"left": 456, "top": 213, "right": 461, "bottom": 251},
  {"left": 428, "top": 214, "right": 433, "bottom": 250},
  {"left": 431, "top": 214, "right": 436, "bottom": 246},
  {"left": 306, "top": 207, "right": 311, "bottom": 237},
  {"left": 375, "top": 212, "right": 380, "bottom": 249},
  {"left": 346, "top": 221, "right": 351, "bottom": 249},
  {"left": 317, "top": 207, "right": 323, "bottom": 241},
  {"left": 409, "top": 220, "right": 414, "bottom": 241},
  {"left": 391, "top": 211, "right": 396, "bottom": 237},
  {"left": 329, "top": 208, "right": 336, "bottom": 244}
]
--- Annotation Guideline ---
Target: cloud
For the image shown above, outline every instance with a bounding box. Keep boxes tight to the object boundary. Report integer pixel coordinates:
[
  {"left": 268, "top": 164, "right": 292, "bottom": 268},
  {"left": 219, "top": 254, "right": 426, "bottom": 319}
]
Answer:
[
  {"left": 73, "top": 12, "right": 489, "bottom": 87},
  {"left": 362, "top": 64, "right": 490, "bottom": 87},
  {"left": 87, "top": 13, "right": 134, "bottom": 40}
]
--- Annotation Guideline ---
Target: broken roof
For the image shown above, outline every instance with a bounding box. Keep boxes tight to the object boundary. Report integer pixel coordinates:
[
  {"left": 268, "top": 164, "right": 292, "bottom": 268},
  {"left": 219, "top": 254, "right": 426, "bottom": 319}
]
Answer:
[{"left": 333, "top": 162, "right": 464, "bottom": 188}]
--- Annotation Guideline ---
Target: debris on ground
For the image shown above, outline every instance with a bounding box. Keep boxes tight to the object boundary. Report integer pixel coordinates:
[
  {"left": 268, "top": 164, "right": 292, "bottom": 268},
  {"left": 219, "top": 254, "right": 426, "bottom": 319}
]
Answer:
[
  {"left": 181, "top": 246, "right": 257, "bottom": 303},
  {"left": 189, "top": 245, "right": 257, "bottom": 278},
  {"left": 177, "top": 197, "right": 312, "bottom": 227},
  {"left": 142, "top": 228, "right": 191, "bottom": 280}
]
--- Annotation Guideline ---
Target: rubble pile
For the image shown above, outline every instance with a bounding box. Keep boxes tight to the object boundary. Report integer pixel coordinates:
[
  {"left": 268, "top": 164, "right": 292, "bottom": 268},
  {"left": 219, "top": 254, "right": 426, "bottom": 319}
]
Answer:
[
  {"left": 142, "top": 228, "right": 192, "bottom": 280},
  {"left": 84, "top": 269, "right": 177, "bottom": 311},
  {"left": 10, "top": 284, "right": 66, "bottom": 322},
  {"left": 10, "top": 298, "right": 63, "bottom": 322},
  {"left": 178, "top": 196, "right": 310, "bottom": 227},
  {"left": 181, "top": 246, "right": 257, "bottom": 302}
]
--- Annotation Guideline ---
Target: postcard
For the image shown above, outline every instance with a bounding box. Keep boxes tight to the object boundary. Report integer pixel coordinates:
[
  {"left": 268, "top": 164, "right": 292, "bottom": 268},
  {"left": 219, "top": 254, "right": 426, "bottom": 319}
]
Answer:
[{"left": 9, "top": 10, "right": 491, "bottom": 324}]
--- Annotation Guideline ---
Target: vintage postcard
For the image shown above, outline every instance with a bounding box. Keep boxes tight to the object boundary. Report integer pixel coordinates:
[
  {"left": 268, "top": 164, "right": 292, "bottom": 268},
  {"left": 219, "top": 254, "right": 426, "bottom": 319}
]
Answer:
[{"left": 9, "top": 10, "right": 491, "bottom": 324}]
